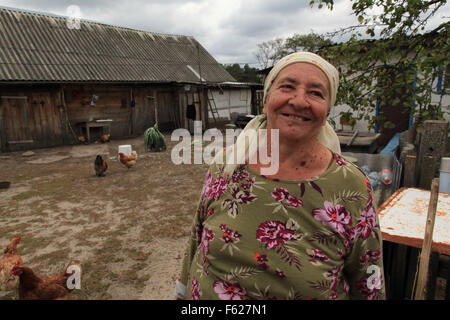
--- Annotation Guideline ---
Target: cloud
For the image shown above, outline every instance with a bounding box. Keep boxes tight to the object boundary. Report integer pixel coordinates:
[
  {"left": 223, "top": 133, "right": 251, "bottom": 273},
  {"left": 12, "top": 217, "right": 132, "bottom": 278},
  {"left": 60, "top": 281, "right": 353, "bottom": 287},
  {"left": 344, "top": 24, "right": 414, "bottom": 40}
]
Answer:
[{"left": 0, "top": 0, "right": 448, "bottom": 66}]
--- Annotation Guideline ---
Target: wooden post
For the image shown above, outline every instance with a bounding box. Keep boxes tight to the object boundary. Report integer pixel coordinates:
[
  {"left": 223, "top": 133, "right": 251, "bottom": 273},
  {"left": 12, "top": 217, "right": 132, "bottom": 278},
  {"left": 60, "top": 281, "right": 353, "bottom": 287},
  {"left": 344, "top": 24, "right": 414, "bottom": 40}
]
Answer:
[
  {"left": 194, "top": 91, "right": 200, "bottom": 122},
  {"left": 416, "top": 120, "right": 448, "bottom": 189},
  {"left": 202, "top": 88, "right": 209, "bottom": 130},
  {"left": 415, "top": 178, "right": 440, "bottom": 300},
  {"left": 60, "top": 88, "right": 78, "bottom": 143},
  {"left": 153, "top": 89, "right": 159, "bottom": 127},
  {"left": 402, "top": 146, "right": 417, "bottom": 187},
  {"left": 183, "top": 93, "right": 188, "bottom": 129},
  {"left": 198, "top": 89, "right": 205, "bottom": 130}
]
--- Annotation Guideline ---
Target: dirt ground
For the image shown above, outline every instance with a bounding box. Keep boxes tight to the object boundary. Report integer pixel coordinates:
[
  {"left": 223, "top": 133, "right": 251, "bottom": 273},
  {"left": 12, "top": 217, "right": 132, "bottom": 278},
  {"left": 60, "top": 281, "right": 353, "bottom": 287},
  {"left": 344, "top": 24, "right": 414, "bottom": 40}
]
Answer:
[{"left": 0, "top": 133, "right": 209, "bottom": 300}]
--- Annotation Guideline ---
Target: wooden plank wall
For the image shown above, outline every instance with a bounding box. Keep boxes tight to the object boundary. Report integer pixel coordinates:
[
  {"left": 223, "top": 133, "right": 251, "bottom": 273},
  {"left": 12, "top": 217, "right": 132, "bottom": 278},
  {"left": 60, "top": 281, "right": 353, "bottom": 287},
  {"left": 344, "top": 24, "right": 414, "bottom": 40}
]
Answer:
[
  {"left": 64, "top": 84, "right": 132, "bottom": 138},
  {"left": 0, "top": 83, "right": 186, "bottom": 152},
  {"left": 64, "top": 84, "right": 183, "bottom": 139},
  {"left": 0, "top": 85, "right": 63, "bottom": 151}
]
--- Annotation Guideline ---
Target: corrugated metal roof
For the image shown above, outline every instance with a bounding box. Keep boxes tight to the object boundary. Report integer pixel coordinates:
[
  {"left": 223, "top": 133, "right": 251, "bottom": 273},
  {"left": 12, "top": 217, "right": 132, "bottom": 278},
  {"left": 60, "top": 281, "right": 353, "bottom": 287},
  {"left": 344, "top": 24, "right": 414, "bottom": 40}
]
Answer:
[{"left": 0, "top": 7, "right": 235, "bottom": 83}]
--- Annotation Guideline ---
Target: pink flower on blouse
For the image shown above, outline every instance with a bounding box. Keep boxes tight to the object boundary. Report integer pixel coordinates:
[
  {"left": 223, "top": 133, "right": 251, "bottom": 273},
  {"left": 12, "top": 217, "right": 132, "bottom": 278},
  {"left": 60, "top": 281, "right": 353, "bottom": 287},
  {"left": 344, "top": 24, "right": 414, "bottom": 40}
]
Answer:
[
  {"left": 356, "top": 275, "right": 383, "bottom": 300},
  {"left": 207, "top": 176, "right": 229, "bottom": 201},
  {"left": 326, "top": 265, "right": 342, "bottom": 292},
  {"left": 201, "top": 228, "right": 215, "bottom": 261},
  {"left": 360, "top": 249, "right": 382, "bottom": 265},
  {"left": 232, "top": 168, "right": 249, "bottom": 183},
  {"left": 213, "top": 280, "right": 247, "bottom": 300},
  {"left": 333, "top": 153, "right": 346, "bottom": 166},
  {"left": 191, "top": 278, "right": 200, "bottom": 300},
  {"left": 356, "top": 205, "right": 377, "bottom": 239},
  {"left": 343, "top": 280, "right": 350, "bottom": 294},
  {"left": 308, "top": 249, "right": 330, "bottom": 263},
  {"left": 256, "top": 220, "right": 295, "bottom": 249},
  {"left": 312, "top": 201, "right": 352, "bottom": 234},
  {"left": 271, "top": 188, "right": 289, "bottom": 202},
  {"left": 287, "top": 195, "right": 303, "bottom": 207}
]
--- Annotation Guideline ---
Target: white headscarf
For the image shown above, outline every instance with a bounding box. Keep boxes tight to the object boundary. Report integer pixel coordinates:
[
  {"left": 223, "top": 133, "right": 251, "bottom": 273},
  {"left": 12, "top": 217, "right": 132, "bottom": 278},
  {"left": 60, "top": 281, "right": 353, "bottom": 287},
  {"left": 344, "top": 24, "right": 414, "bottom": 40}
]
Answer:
[{"left": 215, "top": 51, "right": 342, "bottom": 175}]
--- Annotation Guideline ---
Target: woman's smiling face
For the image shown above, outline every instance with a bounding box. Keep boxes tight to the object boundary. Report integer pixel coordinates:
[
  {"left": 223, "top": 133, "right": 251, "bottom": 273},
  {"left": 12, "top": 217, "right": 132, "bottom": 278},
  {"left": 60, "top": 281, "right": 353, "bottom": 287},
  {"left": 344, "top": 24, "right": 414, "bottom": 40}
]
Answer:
[{"left": 263, "top": 62, "right": 330, "bottom": 143}]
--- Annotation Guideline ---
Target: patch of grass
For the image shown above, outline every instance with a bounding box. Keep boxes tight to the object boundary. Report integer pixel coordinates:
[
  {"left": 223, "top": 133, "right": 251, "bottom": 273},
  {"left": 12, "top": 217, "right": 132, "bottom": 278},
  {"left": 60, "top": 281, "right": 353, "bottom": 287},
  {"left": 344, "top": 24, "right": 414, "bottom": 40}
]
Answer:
[
  {"left": 72, "top": 259, "right": 113, "bottom": 300},
  {"left": 0, "top": 223, "right": 29, "bottom": 240},
  {"left": 74, "top": 225, "right": 111, "bottom": 241},
  {"left": 110, "top": 265, "right": 151, "bottom": 290},
  {"left": 12, "top": 191, "right": 39, "bottom": 201},
  {"left": 31, "top": 249, "right": 68, "bottom": 266},
  {"left": 20, "top": 236, "right": 53, "bottom": 255},
  {"left": 126, "top": 248, "right": 151, "bottom": 262},
  {"left": 12, "top": 171, "right": 42, "bottom": 183},
  {"left": 34, "top": 179, "right": 72, "bottom": 198},
  {"left": 139, "top": 214, "right": 191, "bottom": 242}
]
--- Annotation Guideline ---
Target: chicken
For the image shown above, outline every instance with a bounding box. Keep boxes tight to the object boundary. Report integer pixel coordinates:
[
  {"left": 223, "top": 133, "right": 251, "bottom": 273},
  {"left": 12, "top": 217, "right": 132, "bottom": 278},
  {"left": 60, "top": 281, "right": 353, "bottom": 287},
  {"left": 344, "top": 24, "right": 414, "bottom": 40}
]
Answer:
[
  {"left": 11, "top": 261, "right": 81, "bottom": 300},
  {"left": 94, "top": 155, "right": 108, "bottom": 177},
  {"left": 100, "top": 134, "right": 110, "bottom": 143},
  {"left": 118, "top": 151, "right": 137, "bottom": 169},
  {"left": 0, "top": 236, "right": 23, "bottom": 290},
  {"left": 43, "top": 261, "right": 81, "bottom": 293}
]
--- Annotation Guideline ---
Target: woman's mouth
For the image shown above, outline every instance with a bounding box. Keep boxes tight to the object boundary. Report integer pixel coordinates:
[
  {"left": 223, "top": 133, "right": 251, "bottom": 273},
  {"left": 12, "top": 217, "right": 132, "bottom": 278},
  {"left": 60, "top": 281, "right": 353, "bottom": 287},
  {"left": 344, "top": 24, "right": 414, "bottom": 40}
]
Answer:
[{"left": 282, "top": 113, "right": 311, "bottom": 121}]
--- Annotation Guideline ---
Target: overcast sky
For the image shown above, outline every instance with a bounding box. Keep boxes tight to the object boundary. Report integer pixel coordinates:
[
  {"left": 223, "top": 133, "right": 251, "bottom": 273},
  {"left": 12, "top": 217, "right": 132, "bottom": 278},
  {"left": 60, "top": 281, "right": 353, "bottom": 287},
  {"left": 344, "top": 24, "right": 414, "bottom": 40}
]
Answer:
[{"left": 0, "top": 0, "right": 448, "bottom": 67}]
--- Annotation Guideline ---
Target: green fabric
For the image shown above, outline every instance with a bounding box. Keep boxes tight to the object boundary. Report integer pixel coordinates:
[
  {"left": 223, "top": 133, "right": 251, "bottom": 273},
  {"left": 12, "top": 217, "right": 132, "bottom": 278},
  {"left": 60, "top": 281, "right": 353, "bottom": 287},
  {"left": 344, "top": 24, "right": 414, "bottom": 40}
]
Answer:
[{"left": 179, "top": 153, "right": 386, "bottom": 300}]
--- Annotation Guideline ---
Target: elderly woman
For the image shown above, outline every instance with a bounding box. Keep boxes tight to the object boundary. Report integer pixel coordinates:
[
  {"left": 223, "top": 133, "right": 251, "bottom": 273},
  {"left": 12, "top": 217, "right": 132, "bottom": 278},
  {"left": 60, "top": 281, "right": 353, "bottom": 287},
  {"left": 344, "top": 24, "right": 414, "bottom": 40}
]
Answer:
[{"left": 175, "top": 52, "right": 385, "bottom": 300}]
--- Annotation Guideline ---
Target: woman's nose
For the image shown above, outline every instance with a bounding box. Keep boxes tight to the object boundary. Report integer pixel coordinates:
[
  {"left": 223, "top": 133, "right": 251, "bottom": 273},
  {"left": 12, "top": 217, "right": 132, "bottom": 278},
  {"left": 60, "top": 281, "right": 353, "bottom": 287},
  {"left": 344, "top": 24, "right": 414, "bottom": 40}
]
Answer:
[{"left": 288, "top": 89, "right": 310, "bottom": 108}]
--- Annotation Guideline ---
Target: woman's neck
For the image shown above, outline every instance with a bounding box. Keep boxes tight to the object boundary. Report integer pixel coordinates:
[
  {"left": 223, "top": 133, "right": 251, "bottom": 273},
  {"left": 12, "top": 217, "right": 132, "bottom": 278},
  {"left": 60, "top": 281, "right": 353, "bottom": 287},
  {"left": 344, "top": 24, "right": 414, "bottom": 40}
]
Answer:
[{"left": 250, "top": 133, "right": 333, "bottom": 181}]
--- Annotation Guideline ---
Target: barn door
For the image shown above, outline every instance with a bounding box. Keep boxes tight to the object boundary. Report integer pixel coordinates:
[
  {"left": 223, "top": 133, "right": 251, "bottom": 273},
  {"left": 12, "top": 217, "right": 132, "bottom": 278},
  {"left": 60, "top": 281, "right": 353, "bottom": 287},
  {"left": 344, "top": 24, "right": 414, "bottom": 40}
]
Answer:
[
  {"left": 157, "top": 91, "right": 179, "bottom": 131},
  {"left": 0, "top": 96, "right": 33, "bottom": 150}
]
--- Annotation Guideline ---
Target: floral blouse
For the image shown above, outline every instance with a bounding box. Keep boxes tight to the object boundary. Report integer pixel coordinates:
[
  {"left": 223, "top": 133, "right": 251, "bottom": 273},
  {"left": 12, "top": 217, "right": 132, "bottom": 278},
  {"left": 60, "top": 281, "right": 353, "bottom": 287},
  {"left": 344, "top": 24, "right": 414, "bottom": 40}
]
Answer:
[{"left": 177, "top": 153, "right": 386, "bottom": 300}]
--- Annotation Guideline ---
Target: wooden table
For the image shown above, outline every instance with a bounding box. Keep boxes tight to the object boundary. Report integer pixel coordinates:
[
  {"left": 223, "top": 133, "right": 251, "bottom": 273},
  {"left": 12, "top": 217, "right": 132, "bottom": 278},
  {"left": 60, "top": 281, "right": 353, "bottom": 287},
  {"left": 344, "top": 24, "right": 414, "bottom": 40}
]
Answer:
[
  {"left": 378, "top": 187, "right": 450, "bottom": 299},
  {"left": 378, "top": 187, "right": 450, "bottom": 255},
  {"left": 78, "top": 120, "right": 112, "bottom": 143}
]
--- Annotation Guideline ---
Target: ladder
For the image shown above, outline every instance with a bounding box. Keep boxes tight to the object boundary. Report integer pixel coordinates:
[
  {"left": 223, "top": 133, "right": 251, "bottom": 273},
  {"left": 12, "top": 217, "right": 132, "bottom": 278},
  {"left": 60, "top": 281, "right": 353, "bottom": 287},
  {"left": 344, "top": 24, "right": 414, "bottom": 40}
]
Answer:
[{"left": 207, "top": 90, "right": 220, "bottom": 123}]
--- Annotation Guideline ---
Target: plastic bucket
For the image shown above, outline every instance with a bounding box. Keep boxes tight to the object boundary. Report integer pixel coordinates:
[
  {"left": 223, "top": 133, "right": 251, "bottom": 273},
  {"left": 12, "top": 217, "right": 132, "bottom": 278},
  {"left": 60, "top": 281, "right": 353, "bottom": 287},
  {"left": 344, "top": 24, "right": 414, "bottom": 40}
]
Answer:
[
  {"left": 439, "top": 157, "right": 450, "bottom": 193},
  {"left": 118, "top": 145, "right": 132, "bottom": 156}
]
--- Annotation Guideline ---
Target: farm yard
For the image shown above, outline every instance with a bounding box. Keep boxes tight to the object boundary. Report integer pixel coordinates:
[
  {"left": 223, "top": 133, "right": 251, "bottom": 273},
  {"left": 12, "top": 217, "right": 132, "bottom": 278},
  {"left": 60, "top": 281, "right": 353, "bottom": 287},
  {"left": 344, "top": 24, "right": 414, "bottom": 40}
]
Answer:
[
  {"left": 0, "top": 134, "right": 208, "bottom": 300},
  {"left": 0, "top": 3, "right": 448, "bottom": 302}
]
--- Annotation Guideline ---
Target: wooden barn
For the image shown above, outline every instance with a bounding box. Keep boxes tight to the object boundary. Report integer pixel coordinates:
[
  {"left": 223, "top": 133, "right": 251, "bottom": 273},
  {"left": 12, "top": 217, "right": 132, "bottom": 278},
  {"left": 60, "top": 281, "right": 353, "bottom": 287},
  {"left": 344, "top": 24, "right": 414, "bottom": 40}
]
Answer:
[{"left": 0, "top": 7, "right": 242, "bottom": 152}]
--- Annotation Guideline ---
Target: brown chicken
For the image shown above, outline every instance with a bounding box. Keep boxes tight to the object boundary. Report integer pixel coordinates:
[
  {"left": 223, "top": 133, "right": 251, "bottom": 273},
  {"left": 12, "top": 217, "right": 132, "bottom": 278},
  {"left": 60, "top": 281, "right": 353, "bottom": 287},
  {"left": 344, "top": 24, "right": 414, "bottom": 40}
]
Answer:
[
  {"left": 100, "top": 134, "right": 110, "bottom": 143},
  {"left": 94, "top": 155, "right": 108, "bottom": 177},
  {"left": 11, "top": 261, "right": 81, "bottom": 300},
  {"left": 0, "top": 236, "right": 23, "bottom": 290},
  {"left": 118, "top": 151, "right": 137, "bottom": 169}
]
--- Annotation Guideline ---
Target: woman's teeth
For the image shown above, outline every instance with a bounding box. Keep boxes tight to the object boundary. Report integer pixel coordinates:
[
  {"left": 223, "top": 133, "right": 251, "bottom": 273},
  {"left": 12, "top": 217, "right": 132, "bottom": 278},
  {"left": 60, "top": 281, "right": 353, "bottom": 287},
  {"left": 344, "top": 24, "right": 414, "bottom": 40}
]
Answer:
[{"left": 286, "top": 114, "right": 309, "bottom": 121}]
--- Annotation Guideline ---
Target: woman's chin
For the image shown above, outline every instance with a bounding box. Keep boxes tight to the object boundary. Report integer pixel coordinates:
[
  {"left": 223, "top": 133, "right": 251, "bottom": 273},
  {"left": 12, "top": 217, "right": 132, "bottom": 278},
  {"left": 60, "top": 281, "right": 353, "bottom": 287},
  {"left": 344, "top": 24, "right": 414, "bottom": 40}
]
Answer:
[{"left": 277, "top": 126, "right": 318, "bottom": 142}]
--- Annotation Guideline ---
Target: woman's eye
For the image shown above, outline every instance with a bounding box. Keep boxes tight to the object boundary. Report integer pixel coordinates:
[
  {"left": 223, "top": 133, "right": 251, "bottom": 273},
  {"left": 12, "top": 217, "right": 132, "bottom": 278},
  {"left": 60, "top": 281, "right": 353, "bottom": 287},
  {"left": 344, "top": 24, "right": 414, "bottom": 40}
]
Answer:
[{"left": 311, "top": 91, "right": 323, "bottom": 98}]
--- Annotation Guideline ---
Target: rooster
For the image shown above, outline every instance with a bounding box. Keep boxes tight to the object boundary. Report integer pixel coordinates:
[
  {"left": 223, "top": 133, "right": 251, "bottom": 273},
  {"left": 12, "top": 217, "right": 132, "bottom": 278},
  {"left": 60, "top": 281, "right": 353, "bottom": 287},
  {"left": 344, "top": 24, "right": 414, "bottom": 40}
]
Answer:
[
  {"left": 11, "top": 261, "right": 81, "bottom": 300},
  {"left": 118, "top": 151, "right": 137, "bottom": 169},
  {"left": 94, "top": 155, "right": 108, "bottom": 177},
  {"left": 0, "top": 236, "right": 23, "bottom": 290}
]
